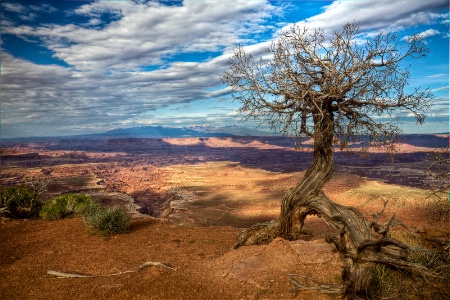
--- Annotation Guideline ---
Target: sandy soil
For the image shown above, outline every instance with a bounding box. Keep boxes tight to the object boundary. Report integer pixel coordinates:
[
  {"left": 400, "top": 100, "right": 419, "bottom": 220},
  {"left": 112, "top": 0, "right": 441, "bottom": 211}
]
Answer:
[{"left": 0, "top": 216, "right": 348, "bottom": 300}]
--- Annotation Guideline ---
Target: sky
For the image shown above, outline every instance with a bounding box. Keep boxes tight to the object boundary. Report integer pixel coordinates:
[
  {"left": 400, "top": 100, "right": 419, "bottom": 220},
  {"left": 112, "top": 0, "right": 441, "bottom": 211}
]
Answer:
[{"left": 1, "top": 0, "right": 448, "bottom": 138}]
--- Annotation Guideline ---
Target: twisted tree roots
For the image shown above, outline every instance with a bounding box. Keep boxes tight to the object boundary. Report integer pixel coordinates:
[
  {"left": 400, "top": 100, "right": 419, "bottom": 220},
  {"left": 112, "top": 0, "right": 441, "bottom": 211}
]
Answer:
[{"left": 233, "top": 192, "right": 446, "bottom": 299}]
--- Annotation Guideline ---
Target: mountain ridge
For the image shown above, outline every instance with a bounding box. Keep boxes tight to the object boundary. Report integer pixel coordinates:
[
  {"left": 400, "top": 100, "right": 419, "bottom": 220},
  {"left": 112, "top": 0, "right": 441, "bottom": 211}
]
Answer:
[{"left": 100, "top": 125, "right": 273, "bottom": 138}]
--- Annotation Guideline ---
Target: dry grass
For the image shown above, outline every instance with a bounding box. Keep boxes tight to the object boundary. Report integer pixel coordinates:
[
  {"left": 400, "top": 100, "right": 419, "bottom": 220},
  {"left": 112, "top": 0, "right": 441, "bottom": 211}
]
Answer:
[{"left": 369, "top": 230, "right": 450, "bottom": 300}]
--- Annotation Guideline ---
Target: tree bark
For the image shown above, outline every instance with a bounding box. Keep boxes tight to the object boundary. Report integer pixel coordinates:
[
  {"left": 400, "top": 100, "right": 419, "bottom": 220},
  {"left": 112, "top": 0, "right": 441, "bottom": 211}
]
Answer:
[
  {"left": 279, "top": 110, "right": 335, "bottom": 240},
  {"left": 233, "top": 105, "right": 441, "bottom": 299},
  {"left": 276, "top": 123, "right": 381, "bottom": 299}
]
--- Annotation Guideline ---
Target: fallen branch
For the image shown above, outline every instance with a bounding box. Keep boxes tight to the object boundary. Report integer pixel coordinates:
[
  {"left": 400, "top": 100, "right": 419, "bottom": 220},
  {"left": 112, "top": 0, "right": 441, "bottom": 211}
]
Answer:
[
  {"left": 47, "top": 271, "right": 94, "bottom": 278},
  {"left": 47, "top": 261, "right": 176, "bottom": 278}
]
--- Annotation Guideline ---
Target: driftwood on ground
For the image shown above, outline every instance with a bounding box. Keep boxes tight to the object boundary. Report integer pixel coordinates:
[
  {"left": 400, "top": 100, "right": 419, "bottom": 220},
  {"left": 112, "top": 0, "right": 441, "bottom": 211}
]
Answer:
[{"left": 47, "top": 261, "right": 176, "bottom": 278}]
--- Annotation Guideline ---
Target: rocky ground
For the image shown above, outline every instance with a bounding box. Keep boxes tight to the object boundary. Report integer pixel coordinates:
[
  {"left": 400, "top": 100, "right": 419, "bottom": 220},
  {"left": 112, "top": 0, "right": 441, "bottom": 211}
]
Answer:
[{"left": 0, "top": 136, "right": 448, "bottom": 299}]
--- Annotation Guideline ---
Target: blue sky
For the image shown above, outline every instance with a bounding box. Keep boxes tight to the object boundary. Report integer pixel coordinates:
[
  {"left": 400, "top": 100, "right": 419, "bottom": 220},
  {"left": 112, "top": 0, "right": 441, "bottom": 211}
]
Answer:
[{"left": 1, "top": 0, "right": 448, "bottom": 138}]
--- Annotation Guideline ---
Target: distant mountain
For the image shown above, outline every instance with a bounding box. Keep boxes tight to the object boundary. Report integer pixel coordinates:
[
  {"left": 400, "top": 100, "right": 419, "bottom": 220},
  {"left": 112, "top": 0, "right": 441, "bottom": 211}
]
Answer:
[
  {"left": 100, "top": 126, "right": 212, "bottom": 138},
  {"left": 99, "top": 125, "right": 270, "bottom": 138},
  {"left": 0, "top": 125, "right": 273, "bottom": 145},
  {"left": 185, "top": 125, "right": 273, "bottom": 136}
]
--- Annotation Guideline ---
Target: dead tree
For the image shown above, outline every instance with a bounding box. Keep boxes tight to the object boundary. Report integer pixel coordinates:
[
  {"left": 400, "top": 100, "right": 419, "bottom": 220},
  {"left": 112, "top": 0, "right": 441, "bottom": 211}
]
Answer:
[{"left": 222, "top": 23, "right": 437, "bottom": 298}]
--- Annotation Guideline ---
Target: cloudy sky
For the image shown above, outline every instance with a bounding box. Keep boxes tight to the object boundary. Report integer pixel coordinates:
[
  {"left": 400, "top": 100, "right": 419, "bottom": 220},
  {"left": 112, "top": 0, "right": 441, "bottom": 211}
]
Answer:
[{"left": 1, "top": 0, "right": 448, "bottom": 138}]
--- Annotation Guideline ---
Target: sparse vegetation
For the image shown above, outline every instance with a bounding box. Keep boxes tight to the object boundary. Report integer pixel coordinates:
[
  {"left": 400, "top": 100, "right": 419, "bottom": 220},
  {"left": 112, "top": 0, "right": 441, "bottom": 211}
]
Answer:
[
  {"left": 83, "top": 204, "right": 130, "bottom": 236},
  {"left": 369, "top": 230, "right": 450, "bottom": 300},
  {"left": 425, "top": 146, "right": 450, "bottom": 223},
  {"left": 40, "top": 194, "right": 95, "bottom": 220},
  {"left": 0, "top": 183, "right": 43, "bottom": 218},
  {"left": 1, "top": 143, "right": 449, "bottom": 299},
  {"left": 39, "top": 192, "right": 130, "bottom": 236},
  {"left": 426, "top": 146, "right": 450, "bottom": 195},
  {"left": 424, "top": 197, "right": 449, "bottom": 224}
]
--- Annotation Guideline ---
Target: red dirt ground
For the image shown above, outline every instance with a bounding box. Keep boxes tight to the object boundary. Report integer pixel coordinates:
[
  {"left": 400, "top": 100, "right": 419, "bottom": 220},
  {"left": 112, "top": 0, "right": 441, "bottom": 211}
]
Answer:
[
  {"left": 0, "top": 217, "right": 345, "bottom": 300},
  {"left": 1, "top": 137, "right": 448, "bottom": 299},
  {"left": 1, "top": 170, "right": 447, "bottom": 299}
]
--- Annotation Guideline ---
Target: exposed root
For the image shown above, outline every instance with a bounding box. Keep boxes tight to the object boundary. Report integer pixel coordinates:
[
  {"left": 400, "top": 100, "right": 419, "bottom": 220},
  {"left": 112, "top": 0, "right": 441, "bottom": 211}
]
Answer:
[
  {"left": 47, "top": 261, "right": 176, "bottom": 278},
  {"left": 232, "top": 220, "right": 280, "bottom": 249},
  {"left": 287, "top": 274, "right": 346, "bottom": 295},
  {"left": 233, "top": 191, "right": 447, "bottom": 299},
  {"left": 370, "top": 200, "right": 413, "bottom": 238}
]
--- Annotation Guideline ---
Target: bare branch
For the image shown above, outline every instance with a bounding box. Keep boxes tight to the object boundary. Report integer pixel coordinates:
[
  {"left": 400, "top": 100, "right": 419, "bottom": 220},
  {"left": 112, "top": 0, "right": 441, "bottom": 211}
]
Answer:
[
  {"left": 221, "top": 22, "right": 432, "bottom": 149},
  {"left": 222, "top": 21, "right": 438, "bottom": 298}
]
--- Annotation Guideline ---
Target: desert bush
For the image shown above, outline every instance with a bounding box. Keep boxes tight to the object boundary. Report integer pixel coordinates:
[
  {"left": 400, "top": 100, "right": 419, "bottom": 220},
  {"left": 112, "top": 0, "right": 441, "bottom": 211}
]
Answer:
[
  {"left": 41, "top": 194, "right": 130, "bottom": 236},
  {"left": 426, "top": 198, "right": 450, "bottom": 224},
  {"left": 0, "top": 184, "right": 42, "bottom": 218},
  {"left": 369, "top": 231, "right": 450, "bottom": 299},
  {"left": 370, "top": 261, "right": 449, "bottom": 300},
  {"left": 83, "top": 205, "right": 130, "bottom": 236},
  {"left": 40, "top": 194, "right": 94, "bottom": 220},
  {"left": 426, "top": 146, "right": 449, "bottom": 195}
]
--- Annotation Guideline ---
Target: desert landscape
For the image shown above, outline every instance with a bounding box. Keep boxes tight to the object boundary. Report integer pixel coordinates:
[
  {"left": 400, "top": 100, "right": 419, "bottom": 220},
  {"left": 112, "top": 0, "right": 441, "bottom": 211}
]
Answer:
[{"left": 1, "top": 135, "right": 449, "bottom": 299}]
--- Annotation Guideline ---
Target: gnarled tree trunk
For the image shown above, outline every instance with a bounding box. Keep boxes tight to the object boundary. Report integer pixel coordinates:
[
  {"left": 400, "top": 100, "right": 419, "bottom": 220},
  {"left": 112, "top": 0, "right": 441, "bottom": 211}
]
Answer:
[
  {"left": 279, "top": 108, "right": 335, "bottom": 240},
  {"left": 224, "top": 23, "right": 443, "bottom": 300},
  {"left": 233, "top": 110, "right": 433, "bottom": 299}
]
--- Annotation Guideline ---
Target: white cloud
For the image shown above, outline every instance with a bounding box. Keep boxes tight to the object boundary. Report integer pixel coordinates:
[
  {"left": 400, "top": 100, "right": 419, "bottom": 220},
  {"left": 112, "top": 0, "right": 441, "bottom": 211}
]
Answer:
[
  {"left": 281, "top": 0, "right": 448, "bottom": 35},
  {"left": 431, "top": 86, "right": 449, "bottom": 92},
  {"left": 0, "top": 49, "right": 233, "bottom": 136},
  {"left": 2, "top": 2, "right": 28, "bottom": 14},
  {"left": 1, "top": 2, "right": 57, "bottom": 21},
  {"left": 4, "top": 0, "right": 277, "bottom": 72},
  {"left": 419, "top": 29, "right": 441, "bottom": 39},
  {"left": 1, "top": 0, "right": 448, "bottom": 137},
  {"left": 427, "top": 73, "right": 447, "bottom": 78},
  {"left": 402, "top": 28, "right": 441, "bottom": 41}
]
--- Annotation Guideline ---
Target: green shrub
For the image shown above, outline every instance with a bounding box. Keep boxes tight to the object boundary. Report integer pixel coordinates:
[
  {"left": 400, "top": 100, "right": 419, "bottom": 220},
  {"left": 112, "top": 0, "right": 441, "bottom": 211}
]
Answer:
[
  {"left": 83, "top": 205, "right": 130, "bottom": 236},
  {"left": 40, "top": 194, "right": 130, "bottom": 236},
  {"left": 0, "top": 184, "right": 41, "bottom": 218},
  {"left": 40, "top": 194, "right": 94, "bottom": 220}
]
